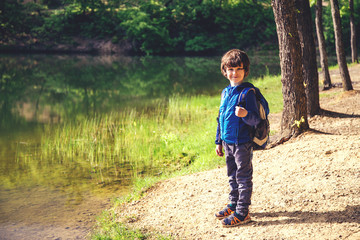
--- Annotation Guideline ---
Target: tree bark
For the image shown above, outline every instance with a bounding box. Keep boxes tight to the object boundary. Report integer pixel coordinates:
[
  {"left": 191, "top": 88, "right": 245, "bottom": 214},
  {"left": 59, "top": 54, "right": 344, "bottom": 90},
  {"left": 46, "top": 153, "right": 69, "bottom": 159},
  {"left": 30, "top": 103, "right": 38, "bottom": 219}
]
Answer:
[
  {"left": 295, "top": 0, "right": 320, "bottom": 117},
  {"left": 315, "top": 0, "right": 332, "bottom": 90},
  {"left": 271, "top": 0, "right": 309, "bottom": 138},
  {"left": 329, "top": 0, "right": 353, "bottom": 91},
  {"left": 350, "top": 0, "right": 358, "bottom": 63}
]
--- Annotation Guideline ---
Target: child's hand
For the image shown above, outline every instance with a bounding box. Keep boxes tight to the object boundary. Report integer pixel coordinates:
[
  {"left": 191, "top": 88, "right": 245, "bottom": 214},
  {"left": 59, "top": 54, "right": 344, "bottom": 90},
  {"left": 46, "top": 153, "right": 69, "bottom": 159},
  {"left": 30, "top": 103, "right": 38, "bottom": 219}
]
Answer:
[
  {"left": 235, "top": 106, "right": 248, "bottom": 117},
  {"left": 215, "top": 144, "right": 224, "bottom": 157}
]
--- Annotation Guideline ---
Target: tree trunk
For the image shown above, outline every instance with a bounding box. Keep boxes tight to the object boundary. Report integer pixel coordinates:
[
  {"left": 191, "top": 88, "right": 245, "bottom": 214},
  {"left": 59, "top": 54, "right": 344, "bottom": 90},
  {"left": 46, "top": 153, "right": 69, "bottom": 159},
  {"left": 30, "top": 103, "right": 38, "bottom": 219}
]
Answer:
[
  {"left": 350, "top": 0, "right": 358, "bottom": 63},
  {"left": 271, "top": 0, "right": 309, "bottom": 138},
  {"left": 295, "top": 0, "right": 320, "bottom": 117},
  {"left": 329, "top": 0, "right": 353, "bottom": 91},
  {"left": 315, "top": 0, "right": 332, "bottom": 90}
]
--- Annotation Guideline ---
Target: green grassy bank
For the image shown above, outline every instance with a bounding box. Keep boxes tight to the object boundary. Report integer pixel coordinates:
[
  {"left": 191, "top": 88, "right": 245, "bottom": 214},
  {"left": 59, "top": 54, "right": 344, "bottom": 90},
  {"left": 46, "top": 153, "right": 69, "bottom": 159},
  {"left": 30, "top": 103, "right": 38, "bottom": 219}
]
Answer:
[
  {"left": 89, "top": 75, "right": 282, "bottom": 239},
  {"left": 39, "top": 74, "right": 282, "bottom": 239}
]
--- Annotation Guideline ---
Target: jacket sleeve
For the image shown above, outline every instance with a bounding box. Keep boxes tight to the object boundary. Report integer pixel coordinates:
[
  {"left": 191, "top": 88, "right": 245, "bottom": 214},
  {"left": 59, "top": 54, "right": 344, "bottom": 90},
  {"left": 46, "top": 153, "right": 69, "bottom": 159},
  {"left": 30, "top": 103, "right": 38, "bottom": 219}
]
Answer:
[
  {"left": 215, "top": 90, "right": 224, "bottom": 145},
  {"left": 215, "top": 113, "right": 222, "bottom": 145},
  {"left": 242, "top": 90, "right": 261, "bottom": 126}
]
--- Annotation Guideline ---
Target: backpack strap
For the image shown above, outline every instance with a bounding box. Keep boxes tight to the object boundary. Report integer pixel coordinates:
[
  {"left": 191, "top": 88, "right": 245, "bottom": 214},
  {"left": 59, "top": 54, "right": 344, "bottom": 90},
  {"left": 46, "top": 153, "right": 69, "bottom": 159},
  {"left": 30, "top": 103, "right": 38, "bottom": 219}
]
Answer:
[{"left": 237, "top": 87, "right": 255, "bottom": 108}]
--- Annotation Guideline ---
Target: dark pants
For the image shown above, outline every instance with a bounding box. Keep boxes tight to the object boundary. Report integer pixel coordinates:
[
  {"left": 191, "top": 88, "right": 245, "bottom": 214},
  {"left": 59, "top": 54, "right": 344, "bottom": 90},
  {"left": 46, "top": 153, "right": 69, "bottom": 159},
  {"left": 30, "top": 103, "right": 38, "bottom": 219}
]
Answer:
[{"left": 223, "top": 142, "right": 253, "bottom": 216}]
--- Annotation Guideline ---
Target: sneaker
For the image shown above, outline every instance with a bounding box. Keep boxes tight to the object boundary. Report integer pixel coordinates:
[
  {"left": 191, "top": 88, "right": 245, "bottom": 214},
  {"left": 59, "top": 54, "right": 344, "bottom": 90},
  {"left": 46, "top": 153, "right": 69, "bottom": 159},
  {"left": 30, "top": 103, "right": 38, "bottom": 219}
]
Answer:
[
  {"left": 221, "top": 212, "right": 251, "bottom": 227},
  {"left": 215, "top": 204, "right": 235, "bottom": 220}
]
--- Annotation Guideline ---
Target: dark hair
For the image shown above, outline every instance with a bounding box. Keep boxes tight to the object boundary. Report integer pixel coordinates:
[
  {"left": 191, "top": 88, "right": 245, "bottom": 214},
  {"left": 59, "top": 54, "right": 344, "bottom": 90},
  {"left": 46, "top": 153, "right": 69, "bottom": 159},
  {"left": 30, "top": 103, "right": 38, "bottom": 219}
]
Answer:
[{"left": 220, "top": 49, "right": 250, "bottom": 78}]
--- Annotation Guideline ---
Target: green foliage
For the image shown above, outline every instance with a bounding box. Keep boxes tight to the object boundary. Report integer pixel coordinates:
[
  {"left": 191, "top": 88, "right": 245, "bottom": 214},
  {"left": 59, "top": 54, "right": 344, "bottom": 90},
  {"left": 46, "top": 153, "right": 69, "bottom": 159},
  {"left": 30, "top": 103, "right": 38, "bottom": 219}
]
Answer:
[
  {"left": 321, "top": 0, "right": 360, "bottom": 55},
  {"left": 1, "top": 0, "right": 358, "bottom": 55},
  {"left": 41, "top": 0, "right": 64, "bottom": 9},
  {"left": 0, "top": 0, "right": 277, "bottom": 55},
  {"left": 120, "top": 5, "right": 173, "bottom": 54},
  {"left": 33, "top": 2, "right": 121, "bottom": 40},
  {"left": 213, "top": 1, "right": 275, "bottom": 49},
  {"left": 185, "top": 35, "right": 219, "bottom": 52},
  {"left": 0, "top": 0, "right": 26, "bottom": 39}
]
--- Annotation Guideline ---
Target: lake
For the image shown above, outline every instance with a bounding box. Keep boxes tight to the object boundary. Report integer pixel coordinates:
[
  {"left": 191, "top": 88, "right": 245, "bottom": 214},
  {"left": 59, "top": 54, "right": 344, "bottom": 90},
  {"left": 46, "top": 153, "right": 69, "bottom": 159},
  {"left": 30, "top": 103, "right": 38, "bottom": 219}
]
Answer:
[{"left": 0, "top": 53, "right": 280, "bottom": 239}]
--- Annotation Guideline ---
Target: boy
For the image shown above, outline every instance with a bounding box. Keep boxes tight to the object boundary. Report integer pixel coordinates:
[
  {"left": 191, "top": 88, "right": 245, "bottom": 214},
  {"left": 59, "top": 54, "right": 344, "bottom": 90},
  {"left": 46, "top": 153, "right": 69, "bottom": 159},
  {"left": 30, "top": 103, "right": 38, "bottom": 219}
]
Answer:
[{"left": 215, "top": 49, "right": 260, "bottom": 227}]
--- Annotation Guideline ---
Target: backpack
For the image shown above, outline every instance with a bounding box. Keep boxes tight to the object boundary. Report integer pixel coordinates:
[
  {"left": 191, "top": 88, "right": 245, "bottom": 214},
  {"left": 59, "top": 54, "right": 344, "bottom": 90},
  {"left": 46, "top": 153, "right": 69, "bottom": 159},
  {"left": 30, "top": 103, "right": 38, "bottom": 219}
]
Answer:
[{"left": 238, "top": 86, "right": 270, "bottom": 150}]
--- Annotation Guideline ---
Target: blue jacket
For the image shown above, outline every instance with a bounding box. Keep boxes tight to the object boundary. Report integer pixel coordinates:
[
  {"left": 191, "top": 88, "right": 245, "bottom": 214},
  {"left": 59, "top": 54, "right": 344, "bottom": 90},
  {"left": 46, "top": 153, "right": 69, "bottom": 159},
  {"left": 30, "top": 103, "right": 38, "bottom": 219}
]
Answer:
[{"left": 215, "top": 82, "right": 261, "bottom": 145}]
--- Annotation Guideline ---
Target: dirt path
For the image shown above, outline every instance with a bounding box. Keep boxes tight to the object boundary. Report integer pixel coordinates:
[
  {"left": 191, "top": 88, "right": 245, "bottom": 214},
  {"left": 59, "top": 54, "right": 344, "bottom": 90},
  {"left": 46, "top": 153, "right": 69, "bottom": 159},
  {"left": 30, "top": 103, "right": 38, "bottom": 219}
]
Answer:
[{"left": 116, "top": 65, "right": 360, "bottom": 240}]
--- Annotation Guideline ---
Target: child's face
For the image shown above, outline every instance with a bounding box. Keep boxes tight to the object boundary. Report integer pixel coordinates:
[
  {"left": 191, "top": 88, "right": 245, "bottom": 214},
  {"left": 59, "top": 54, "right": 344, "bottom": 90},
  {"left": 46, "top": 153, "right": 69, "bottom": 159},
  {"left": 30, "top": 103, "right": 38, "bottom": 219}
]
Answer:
[{"left": 225, "top": 63, "right": 245, "bottom": 85}]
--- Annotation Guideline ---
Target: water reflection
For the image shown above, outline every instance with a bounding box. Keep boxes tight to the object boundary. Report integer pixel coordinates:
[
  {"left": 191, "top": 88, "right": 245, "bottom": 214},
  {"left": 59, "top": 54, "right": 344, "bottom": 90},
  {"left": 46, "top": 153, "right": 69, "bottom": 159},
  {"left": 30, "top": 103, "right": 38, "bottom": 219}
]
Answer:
[
  {"left": 0, "top": 53, "right": 280, "bottom": 238},
  {"left": 0, "top": 54, "right": 280, "bottom": 124}
]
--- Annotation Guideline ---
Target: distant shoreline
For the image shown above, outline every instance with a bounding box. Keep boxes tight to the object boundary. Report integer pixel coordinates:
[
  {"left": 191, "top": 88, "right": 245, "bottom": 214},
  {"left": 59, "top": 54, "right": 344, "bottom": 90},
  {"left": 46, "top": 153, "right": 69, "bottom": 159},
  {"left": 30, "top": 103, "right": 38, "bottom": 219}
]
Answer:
[{"left": 0, "top": 38, "right": 133, "bottom": 55}]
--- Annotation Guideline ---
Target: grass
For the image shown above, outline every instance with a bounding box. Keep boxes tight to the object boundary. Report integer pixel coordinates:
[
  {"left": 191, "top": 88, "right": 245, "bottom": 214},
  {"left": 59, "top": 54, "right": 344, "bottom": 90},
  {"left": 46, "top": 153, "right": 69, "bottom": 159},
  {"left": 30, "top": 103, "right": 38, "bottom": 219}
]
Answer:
[
  {"left": 89, "top": 63, "right": 360, "bottom": 239},
  {"left": 38, "top": 74, "right": 283, "bottom": 239},
  {"left": 327, "top": 62, "right": 358, "bottom": 71},
  {"left": 91, "top": 211, "right": 148, "bottom": 240},
  {"left": 41, "top": 95, "right": 223, "bottom": 173},
  {"left": 91, "top": 210, "right": 173, "bottom": 240},
  {"left": 251, "top": 75, "right": 283, "bottom": 113},
  {"left": 41, "top": 74, "right": 283, "bottom": 179},
  {"left": 319, "top": 91, "right": 342, "bottom": 99}
]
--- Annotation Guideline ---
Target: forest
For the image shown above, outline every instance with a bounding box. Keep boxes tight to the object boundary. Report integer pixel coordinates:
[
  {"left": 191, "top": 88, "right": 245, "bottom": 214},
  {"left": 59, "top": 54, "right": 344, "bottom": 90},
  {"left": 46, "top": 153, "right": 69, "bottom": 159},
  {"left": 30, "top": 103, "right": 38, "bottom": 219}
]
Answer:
[{"left": 0, "top": 0, "right": 359, "bottom": 55}]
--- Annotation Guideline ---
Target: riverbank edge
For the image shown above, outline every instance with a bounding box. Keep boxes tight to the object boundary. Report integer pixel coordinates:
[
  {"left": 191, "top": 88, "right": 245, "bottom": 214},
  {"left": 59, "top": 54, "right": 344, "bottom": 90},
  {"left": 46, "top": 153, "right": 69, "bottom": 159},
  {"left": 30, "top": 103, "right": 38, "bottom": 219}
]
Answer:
[
  {"left": 91, "top": 64, "right": 360, "bottom": 239},
  {"left": 0, "top": 38, "right": 133, "bottom": 55},
  {"left": 0, "top": 37, "right": 278, "bottom": 57},
  {"left": 89, "top": 74, "right": 284, "bottom": 239}
]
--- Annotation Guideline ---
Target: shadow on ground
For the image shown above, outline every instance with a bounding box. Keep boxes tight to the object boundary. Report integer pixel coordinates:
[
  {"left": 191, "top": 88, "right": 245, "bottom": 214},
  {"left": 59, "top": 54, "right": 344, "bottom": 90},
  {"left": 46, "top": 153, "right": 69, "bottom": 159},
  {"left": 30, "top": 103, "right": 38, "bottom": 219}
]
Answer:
[{"left": 252, "top": 205, "right": 360, "bottom": 226}]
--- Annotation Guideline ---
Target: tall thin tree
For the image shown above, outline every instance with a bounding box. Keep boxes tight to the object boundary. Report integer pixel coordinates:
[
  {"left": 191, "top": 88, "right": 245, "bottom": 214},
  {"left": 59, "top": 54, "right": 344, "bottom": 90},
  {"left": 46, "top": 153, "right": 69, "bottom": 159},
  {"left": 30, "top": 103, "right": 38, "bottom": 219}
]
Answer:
[
  {"left": 350, "top": 0, "right": 358, "bottom": 63},
  {"left": 295, "top": 0, "right": 320, "bottom": 117},
  {"left": 315, "top": 0, "right": 332, "bottom": 90},
  {"left": 329, "top": 0, "right": 353, "bottom": 91},
  {"left": 272, "top": 0, "right": 309, "bottom": 138}
]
